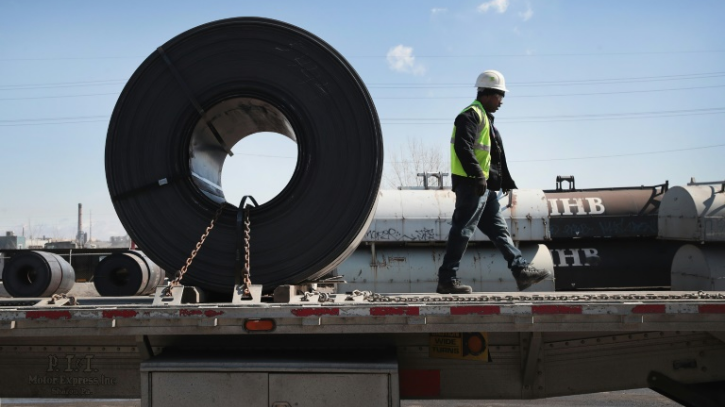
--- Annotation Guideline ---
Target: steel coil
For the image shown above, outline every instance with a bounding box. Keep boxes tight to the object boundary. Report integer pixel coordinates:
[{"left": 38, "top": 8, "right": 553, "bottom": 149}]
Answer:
[
  {"left": 93, "top": 251, "right": 166, "bottom": 296},
  {"left": 2, "top": 251, "right": 75, "bottom": 297},
  {"left": 106, "top": 18, "right": 382, "bottom": 293}
]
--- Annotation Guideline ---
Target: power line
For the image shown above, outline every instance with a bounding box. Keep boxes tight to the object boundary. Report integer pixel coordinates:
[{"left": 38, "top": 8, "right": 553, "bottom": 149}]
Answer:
[
  {"left": 2, "top": 71, "right": 724, "bottom": 92},
  {"left": 0, "top": 92, "right": 119, "bottom": 101},
  {"left": 0, "top": 56, "right": 144, "bottom": 62},
  {"left": 0, "top": 120, "right": 106, "bottom": 127},
  {"left": 368, "top": 72, "right": 725, "bottom": 88},
  {"left": 381, "top": 107, "right": 725, "bottom": 124},
  {"left": 3, "top": 107, "right": 724, "bottom": 127},
  {"left": 513, "top": 71, "right": 725, "bottom": 86},
  {"left": 354, "top": 49, "right": 725, "bottom": 58},
  {"left": 374, "top": 84, "right": 725, "bottom": 99},
  {"left": 0, "top": 115, "right": 108, "bottom": 127},
  {"left": 0, "top": 115, "right": 107, "bottom": 123},
  {"left": 499, "top": 111, "right": 725, "bottom": 123},
  {"left": 2, "top": 49, "right": 723, "bottom": 62},
  {"left": 388, "top": 143, "right": 725, "bottom": 164},
  {"left": 503, "top": 107, "right": 725, "bottom": 121},
  {"left": 5, "top": 107, "right": 725, "bottom": 125},
  {"left": 0, "top": 80, "right": 125, "bottom": 91},
  {"left": 3, "top": 83, "right": 723, "bottom": 102},
  {"left": 509, "top": 143, "right": 725, "bottom": 163}
]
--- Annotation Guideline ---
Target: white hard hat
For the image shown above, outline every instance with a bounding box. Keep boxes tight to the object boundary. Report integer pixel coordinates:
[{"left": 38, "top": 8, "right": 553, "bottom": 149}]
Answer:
[{"left": 475, "top": 70, "right": 508, "bottom": 92}]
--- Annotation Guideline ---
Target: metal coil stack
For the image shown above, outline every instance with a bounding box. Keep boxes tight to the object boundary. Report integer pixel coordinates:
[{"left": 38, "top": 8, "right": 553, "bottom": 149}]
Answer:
[
  {"left": 2, "top": 251, "right": 75, "bottom": 297},
  {"left": 93, "top": 251, "right": 165, "bottom": 296}
]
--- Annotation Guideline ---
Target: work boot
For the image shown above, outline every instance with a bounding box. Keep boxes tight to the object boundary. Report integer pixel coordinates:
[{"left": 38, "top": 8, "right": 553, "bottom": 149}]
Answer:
[
  {"left": 436, "top": 278, "right": 473, "bottom": 294},
  {"left": 512, "top": 266, "right": 552, "bottom": 291}
]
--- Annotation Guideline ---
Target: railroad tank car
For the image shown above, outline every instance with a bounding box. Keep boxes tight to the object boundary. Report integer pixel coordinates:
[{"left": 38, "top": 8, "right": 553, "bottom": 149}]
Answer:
[
  {"left": 334, "top": 243, "right": 555, "bottom": 293},
  {"left": 658, "top": 182, "right": 725, "bottom": 242},
  {"left": 547, "top": 240, "right": 679, "bottom": 291},
  {"left": 3, "top": 180, "right": 722, "bottom": 296},
  {"left": 542, "top": 182, "right": 668, "bottom": 239},
  {"left": 363, "top": 189, "right": 549, "bottom": 244},
  {"left": 352, "top": 179, "right": 717, "bottom": 292},
  {"left": 659, "top": 181, "right": 725, "bottom": 291},
  {"left": 670, "top": 243, "right": 725, "bottom": 291}
]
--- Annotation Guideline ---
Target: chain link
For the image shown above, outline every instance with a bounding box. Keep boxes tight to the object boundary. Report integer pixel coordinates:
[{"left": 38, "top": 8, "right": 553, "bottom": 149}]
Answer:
[
  {"left": 50, "top": 293, "right": 78, "bottom": 305},
  {"left": 301, "top": 291, "right": 331, "bottom": 302},
  {"left": 166, "top": 204, "right": 225, "bottom": 295},
  {"left": 244, "top": 206, "right": 252, "bottom": 287},
  {"left": 346, "top": 290, "right": 725, "bottom": 303},
  {"left": 242, "top": 206, "right": 252, "bottom": 292}
]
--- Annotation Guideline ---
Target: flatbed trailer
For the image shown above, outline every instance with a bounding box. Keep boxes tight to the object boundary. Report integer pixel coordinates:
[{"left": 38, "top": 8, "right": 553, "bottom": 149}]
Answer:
[
  {"left": 1, "top": 289, "right": 724, "bottom": 406},
  {"left": 3, "top": 16, "right": 724, "bottom": 407}
]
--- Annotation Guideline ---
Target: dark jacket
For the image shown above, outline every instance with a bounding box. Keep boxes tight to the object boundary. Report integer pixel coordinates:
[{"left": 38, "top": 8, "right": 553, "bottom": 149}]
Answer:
[{"left": 451, "top": 109, "right": 518, "bottom": 192}]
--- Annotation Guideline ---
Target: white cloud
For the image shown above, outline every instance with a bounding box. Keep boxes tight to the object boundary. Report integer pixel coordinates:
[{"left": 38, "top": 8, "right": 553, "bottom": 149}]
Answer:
[
  {"left": 386, "top": 45, "right": 426, "bottom": 76},
  {"left": 519, "top": 3, "right": 533, "bottom": 21},
  {"left": 477, "top": 0, "right": 509, "bottom": 13},
  {"left": 431, "top": 7, "right": 447, "bottom": 15}
]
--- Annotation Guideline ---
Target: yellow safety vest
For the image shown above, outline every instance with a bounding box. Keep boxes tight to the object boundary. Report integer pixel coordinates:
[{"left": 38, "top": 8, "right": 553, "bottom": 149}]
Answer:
[{"left": 450, "top": 100, "right": 491, "bottom": 179}]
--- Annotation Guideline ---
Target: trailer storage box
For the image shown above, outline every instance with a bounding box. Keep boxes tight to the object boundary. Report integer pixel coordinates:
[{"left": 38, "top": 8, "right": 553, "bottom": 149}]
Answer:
[{"left": 140, "top": 351, "right": 399, "bottom": 407}]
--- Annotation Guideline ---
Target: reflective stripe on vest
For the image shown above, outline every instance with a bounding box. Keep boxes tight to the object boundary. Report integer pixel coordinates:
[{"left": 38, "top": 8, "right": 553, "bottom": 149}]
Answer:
[
  {"left": 450, "top": 100, "right": 492, "bottom": 178},
  {"left": 450, "top": 137, "right": 491, "bottom": 151}
]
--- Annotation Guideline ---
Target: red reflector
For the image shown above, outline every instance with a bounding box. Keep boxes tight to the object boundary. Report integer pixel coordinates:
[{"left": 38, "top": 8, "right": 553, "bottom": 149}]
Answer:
[
  {"left": 245, "top": 319, "right": 275, "bottom": 331},
  {"left": 399, "top": 369, "right": 440, "bottom": 398},
  {"left": 700, "top": 304, "right": 725, "bottom": 314},
  {"left": 532, "top": 305, "right": 582, "bottom": 314},
  {"left": 632, "top": 304, "right": 666, "bottom": 314}
]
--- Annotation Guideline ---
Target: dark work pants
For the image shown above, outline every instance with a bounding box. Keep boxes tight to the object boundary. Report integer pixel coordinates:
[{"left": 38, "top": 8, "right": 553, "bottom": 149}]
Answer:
[{"left": 438, "top": 183, "right": 526, "bottom": 281}]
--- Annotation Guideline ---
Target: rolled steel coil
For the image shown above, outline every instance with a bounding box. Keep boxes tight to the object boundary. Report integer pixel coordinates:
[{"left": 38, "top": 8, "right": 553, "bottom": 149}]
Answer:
[
  {"left": 2, "top": 251, "right": 75, "bottom": 297},
  {"left": 106, "top": 18, "right": 382, "bottom": 293},
  {"left": 93, "top": 251, "right": 166, "bottom": 296}
]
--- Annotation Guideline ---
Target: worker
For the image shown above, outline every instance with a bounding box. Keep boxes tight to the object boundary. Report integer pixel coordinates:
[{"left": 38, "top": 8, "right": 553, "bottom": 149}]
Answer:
[{"left": 437, "top": 70, "right": 552, "bottom": 294}]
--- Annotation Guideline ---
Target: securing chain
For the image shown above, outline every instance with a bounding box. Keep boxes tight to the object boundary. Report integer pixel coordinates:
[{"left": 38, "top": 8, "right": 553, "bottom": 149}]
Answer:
[
  {"left": 302, "top": 291, "right": 331, "bottom": 302},
  {"left": 165, "top": 204, "right": 225, "bottom": 296},
  {"left": 241, "top": 205, "right": 252, "bottom": 296},
  {"left": 346, "top": 290, "right": 725, "bottom": 303},
  {"left": 235, "top": 195, "right": 258, "bottom": 297},
  {"left": 50, "top": 293, "right": 78, "bottom": 306}
]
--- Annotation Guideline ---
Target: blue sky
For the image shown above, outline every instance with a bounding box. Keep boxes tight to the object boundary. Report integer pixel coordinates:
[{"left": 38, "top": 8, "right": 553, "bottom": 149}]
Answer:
[{"left": 1, "top": 0, "right": 723, "bottom": 241}]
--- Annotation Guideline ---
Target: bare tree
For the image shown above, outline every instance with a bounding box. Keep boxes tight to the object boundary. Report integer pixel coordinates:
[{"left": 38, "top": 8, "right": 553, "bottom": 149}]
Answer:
[
  {"left": 27, "top": 221, "right": 47, "bottom": 240},
  {"left": 383, "top": 137, "right": 449, "bottom": 189}
]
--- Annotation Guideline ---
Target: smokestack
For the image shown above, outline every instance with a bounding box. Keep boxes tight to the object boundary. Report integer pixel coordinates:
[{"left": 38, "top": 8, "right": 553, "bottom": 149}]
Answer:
[{"left": 77, "top": 203, "right": 83, "bottom": 246}]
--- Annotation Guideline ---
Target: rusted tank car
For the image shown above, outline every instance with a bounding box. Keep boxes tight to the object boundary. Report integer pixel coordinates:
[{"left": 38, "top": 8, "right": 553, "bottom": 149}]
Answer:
[
  {"left": 351, "top": 178, "right": 725, "bottom": 292},
  {"left": 547, "top": 240, "right": 680, "bottom": 290},
  {"left": 543, "top": 180, "right": 668, "bottom": 239}
]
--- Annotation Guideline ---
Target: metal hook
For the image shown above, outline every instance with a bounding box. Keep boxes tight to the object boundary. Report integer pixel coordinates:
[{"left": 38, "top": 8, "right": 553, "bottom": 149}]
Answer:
[{"left": 239, "top": 195, "right": 259, "bottom": 209}]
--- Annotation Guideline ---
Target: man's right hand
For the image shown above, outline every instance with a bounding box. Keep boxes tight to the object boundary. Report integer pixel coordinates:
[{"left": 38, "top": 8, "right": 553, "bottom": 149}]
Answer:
[{"left": 476, "top": 177, "right": 487, "bottom": 196}]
